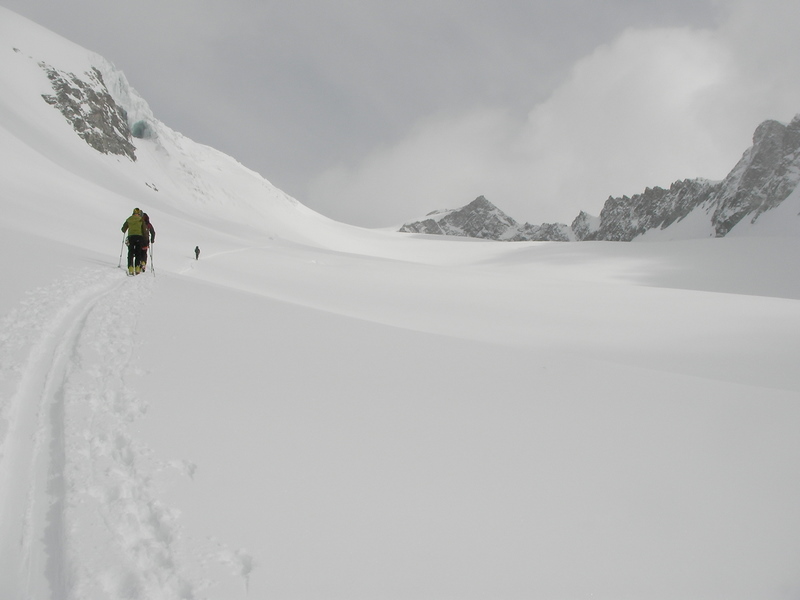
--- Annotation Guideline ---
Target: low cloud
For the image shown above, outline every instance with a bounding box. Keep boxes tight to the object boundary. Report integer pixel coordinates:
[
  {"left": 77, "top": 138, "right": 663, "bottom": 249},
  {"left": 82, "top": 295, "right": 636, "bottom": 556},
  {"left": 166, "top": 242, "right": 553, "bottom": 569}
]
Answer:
[{"left": 309, "top": 0, "right": 800, "bottom": 227}]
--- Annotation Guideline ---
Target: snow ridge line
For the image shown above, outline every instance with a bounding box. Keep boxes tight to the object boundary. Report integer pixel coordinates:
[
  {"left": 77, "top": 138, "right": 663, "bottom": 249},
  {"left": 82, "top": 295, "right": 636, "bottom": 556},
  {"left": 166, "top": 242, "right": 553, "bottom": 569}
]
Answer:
[{"left": 0, "top": 267, "right": 197, "bottom": 600}]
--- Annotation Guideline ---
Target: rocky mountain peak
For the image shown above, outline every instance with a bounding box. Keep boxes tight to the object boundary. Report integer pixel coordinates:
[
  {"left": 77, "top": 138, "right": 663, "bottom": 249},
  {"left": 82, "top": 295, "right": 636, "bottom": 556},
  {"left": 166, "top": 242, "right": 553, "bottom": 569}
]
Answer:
[
  {"left": 399, "top": 195, "right": 519, "bottom": 239},
  {"left": 466, "top": 195, "right": 495, "bottom": 211},
  {"left": 400, "top": 195, "right": 574, "bottom": 241},
  {"left": 711, "top": 115, "right": 800, "bottom": 235}
]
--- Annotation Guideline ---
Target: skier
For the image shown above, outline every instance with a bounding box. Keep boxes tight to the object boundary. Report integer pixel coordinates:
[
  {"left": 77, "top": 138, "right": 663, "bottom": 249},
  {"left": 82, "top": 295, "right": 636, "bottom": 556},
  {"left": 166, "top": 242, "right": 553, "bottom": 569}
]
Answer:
[
  {"left": 140, "top": 212, "right": 156, "bottom": 272},
  {"left": 194, "top": 246, "right": 200, "bottom": 260},
  {"left": 121, "top": 208, "right": 146, "bottom": 275}
]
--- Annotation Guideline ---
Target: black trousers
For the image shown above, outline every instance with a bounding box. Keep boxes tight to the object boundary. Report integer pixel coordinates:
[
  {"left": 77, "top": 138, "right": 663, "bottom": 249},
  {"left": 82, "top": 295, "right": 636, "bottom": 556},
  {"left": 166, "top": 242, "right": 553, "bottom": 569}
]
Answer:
[{"left": 127, "top": 235, "right": 144, "bottom": 267}]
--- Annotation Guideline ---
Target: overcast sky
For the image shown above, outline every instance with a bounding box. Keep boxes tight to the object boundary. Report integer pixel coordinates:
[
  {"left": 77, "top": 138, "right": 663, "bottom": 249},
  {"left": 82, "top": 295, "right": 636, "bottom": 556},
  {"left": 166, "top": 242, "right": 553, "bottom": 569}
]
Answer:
[{"left": 5, "top": 1, "right": 800, "bottom": 226}]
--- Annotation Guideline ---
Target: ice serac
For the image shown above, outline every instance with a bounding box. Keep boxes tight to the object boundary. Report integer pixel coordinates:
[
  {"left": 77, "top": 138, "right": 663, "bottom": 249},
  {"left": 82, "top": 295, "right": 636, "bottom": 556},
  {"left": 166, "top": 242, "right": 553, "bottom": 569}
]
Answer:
[{"left": 400, "top": 115, "right": 800, "bottom": 241}]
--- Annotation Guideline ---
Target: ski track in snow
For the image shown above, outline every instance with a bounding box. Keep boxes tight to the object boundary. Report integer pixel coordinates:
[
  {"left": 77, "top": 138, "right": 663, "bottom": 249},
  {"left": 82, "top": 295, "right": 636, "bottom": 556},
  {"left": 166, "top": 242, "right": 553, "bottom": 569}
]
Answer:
[{"left": 0, "top": 265, "right": 219, "bottom": 600}]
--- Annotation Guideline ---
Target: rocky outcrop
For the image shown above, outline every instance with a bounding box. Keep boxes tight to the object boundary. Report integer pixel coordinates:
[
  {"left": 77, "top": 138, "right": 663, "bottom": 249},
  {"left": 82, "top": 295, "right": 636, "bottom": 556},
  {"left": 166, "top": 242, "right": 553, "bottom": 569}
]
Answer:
[
  {"left": 41, "top": 64, "right": 137, "bottom": 161},
  {"left": 507, "top": 222, "right": 573, "bottom": 242},
  {"left": 570, "top": 211, "right": 600, "bottom": 241},
  {"left": 579, "top": 178, "right": 717, "bottom": 241},
  {"left": 399, "top": 115, "right": 800, "bottom": 242}
]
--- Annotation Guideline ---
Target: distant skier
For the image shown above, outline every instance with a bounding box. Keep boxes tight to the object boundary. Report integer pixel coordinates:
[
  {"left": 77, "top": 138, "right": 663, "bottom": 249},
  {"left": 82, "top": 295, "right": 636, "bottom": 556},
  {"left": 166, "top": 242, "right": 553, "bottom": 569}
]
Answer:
[
  {"left": 194, "top": 246, "right": 200, "bottom": 260},
  {"left": 121, "top": 208, "right": 146, "bottom": 275},
  {"left": 140, "top": 213, "right": 156, "bottom": 272}
]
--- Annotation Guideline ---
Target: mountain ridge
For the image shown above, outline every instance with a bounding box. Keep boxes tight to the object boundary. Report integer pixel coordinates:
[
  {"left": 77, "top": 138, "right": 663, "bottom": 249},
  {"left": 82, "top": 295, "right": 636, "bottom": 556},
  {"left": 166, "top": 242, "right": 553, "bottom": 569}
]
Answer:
[{"left": 400, "top": 115, "right": 800, "bottom": 241}]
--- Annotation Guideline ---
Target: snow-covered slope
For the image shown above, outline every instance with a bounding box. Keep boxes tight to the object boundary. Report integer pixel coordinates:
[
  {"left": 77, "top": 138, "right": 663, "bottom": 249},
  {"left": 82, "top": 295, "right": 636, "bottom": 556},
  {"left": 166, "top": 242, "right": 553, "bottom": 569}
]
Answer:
[
  {"left": 0, "top": 6, "right": 456, "bottom": 265},
  {"left": 2, "top": 7, "right": 800, "bottom": 600}
]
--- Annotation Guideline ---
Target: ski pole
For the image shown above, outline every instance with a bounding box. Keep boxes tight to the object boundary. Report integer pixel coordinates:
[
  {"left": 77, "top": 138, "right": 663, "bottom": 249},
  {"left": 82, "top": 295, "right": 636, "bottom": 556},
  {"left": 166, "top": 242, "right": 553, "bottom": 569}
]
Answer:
[
  {"left": 118, "top": 233, "right": 126, "bottom": 268},
  {"left": 150, "top": 243, "right": 155, "bottom": 277}
]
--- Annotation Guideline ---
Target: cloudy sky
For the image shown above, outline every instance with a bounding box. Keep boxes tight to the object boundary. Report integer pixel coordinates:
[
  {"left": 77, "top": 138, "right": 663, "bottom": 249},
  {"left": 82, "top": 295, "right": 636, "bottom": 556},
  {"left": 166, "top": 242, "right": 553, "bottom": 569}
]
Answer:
[{"left": 5, "top": 1, "right": 800, "bottom": 226}]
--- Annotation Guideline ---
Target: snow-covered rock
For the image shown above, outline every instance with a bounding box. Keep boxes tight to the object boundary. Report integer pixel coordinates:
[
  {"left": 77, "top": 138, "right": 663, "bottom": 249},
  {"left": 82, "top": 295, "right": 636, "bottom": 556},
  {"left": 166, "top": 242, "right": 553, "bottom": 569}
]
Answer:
[
  {"left": 710, "top": 116, "right": 800, "bottom": 236},
  {"left": 401, "top": 115, "right": 800, "bottom": 241},
  {"left": 40, "top": 63, "right": 137, "bottom": 161},
  {"left": 400, "top": 195, "right": 573, "bottom": 241},
  {"left": 570, "top": 210, "right": 600, "bottom": 240},
  {"left": 399, "top": 195, "right": 519, "bottom": 239},
  {"left": 582, "top": 178, "right": 718, "bottom": 241}
]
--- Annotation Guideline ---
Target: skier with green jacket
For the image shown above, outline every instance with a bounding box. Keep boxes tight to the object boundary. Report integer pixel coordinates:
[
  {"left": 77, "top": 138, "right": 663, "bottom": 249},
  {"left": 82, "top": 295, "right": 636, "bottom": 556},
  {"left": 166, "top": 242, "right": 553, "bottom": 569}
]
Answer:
[{"left": 121, "top": 208, "right": 146, "bottom": 275}]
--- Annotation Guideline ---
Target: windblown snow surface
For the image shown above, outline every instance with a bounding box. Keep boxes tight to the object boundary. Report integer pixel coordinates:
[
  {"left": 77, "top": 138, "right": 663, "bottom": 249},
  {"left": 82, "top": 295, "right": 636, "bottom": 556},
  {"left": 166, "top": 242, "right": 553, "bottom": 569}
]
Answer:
[{"left": 1, "top": 7, "right": 800, "bottom": 600}]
